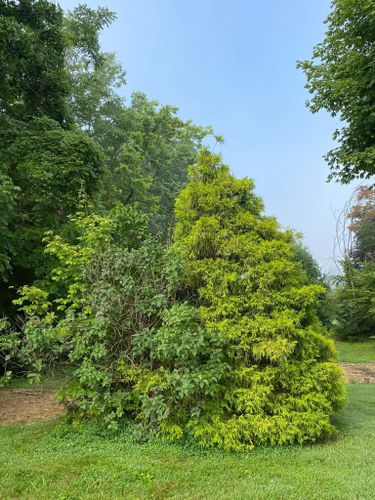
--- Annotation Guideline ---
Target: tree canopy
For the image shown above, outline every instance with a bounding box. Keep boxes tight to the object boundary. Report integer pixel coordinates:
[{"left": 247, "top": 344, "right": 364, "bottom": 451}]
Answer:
[
  {"left": 0, "top": 1, "right": 210, "bottom": 317},
  {"left": 299, "top": 0, "right": 375, "bottom": 183},
  {"left": 0, "top": 0, "right": 70, "bottom": 124}
]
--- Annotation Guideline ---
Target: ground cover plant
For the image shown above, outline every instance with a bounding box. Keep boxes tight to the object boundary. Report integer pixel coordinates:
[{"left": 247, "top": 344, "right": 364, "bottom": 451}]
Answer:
[{"left": 0, "top": 384, "right": 374, "bottom": 499}]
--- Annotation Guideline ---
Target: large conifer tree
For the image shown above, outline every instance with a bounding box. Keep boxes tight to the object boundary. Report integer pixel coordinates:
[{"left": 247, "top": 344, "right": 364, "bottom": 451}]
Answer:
[{"left": 173, "top": 150, "right": 345, "bottom": 450}]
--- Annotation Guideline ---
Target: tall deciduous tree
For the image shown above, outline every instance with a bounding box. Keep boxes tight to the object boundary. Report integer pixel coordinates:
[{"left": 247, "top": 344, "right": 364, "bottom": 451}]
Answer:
[
  {"left": 0, "top": 117, "right": 103, "bottom": 315},
  {"left": 348, "top": 186, "right": 375, "bottom": 261},
  {"left": 332, "top": 186, "right": 375, "bottom": 339},
  {"left": 96, "top": 92, "right": 212, "bottom": 236},
  {"left": 0, "top": 1, "right": 105, "bottom": 317},
  {"left": 298, "top": 0, "right": 375, "bottom": 183},
  {"left": 0, "top": 0, "right": 70, "bottom": 124},
  {"left": 63, "top": 6, "right": 212, "bottom": 236}
]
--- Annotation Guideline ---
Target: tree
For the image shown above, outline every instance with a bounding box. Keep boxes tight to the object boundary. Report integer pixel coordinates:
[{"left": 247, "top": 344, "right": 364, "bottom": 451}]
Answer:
[
  {"left": 0, "top": 1, "right": 107, "bottom": 318},
  {"left": 0, "top": 0, "right": 70, "bottom": 125},
  {"left": 64, "top": 4, "right": 116, "bottom": 68},
  {"left": 332, "top": 186, "right": 375, "bottom": 339},
  {"left": 291, "top": 240, "right": 322, "bottom": 284},
  {"left": 62, "top": 5, "right": 212, "bottom": 236},
  {"left": 0, "top": 117, "right": 103, "bottom": 316},
  {"left": 64, "top": 5, "right": 124, "bottom": 132},
  {"left": 298, "top": 0, "right": 375, "bottom": 183},
  {"left": 333, "top": 263, "right": 375, "bottom": 339},
  {"left": 173, "top": 150, "right": 344, "bottom": 450},
  {"left": 348, "top": 186, "right": 375, "bottom": 261},
  {"left": 96, "top": 92, "right": 211, "bottom": 236},
  {"left": 290, "top": 240, "right": 333, "bottom": 326}
]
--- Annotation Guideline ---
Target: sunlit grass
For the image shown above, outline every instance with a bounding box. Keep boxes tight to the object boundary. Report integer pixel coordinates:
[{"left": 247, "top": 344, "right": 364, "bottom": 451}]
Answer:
[
  {"left": 336, "top": 339, "right": 375, "bottom": 363},
  {"left": 1, "top": 385, "right": 375, "bottom": 499}
]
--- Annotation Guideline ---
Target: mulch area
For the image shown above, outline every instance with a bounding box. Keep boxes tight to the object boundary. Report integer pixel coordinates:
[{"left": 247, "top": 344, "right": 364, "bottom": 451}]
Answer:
[
  {"left": 1, "top": 362, "right": 375, "bottom": 425},
  {"left": 0, "top": 388, "right": 64, "bottom": 425},
  {"left": 340, "top": 362, "right": 375, "bottom": 384}
]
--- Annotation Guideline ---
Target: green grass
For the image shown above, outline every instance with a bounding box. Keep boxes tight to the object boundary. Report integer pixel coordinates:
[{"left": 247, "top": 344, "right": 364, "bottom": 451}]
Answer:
[
  {"left": 7, "top": 366, "right": 74, "bottom": 389},
  {"left": 336, "top": 339, "right": 375, "bottom": 363},
  {"left": 1, "top": 384, "right": 375, "bottom": 499}
]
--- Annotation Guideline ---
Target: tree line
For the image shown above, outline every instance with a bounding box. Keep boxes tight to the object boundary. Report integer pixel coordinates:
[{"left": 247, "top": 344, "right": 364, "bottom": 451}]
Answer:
[{"left": 299, "top": 0, "right": 375, "bottom": 341}]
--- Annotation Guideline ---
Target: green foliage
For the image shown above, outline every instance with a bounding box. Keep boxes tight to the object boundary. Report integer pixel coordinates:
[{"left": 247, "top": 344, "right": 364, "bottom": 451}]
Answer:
[
  {"left": 0, "top": 171, "right": 19, "bottom": 279},
  {"left": 0, "top": 116, "right": 104, "bottom": 316},
  {"left": 298, "top": 0, "right": 375, "bottom": 183},
  {"left": 172, "top": 150, "right": 345, "bottom": 450},
  {"left": 291, "top": 240, "right": 332, "bottom": 327},
  {"left": 348, "top": 186, "right": 375, "bottom": 261},
  {"left": 68, "top": 51, "right": 126, "bottom": 134},
  {"left": 8, "top": 153, "right": 344, "bottom": 451},
  {"left": 0, "top": 2, "right": 212, "bottom": 319},
  {"left": 0, "top": 207, "right": 117, "bottom": 379},
  {"left": 4, "top": 206, "right": 227, "bottom": 439},
  {"left": 63, "top": 5, "right": 212, "bottom": 236},
  {"left": 0, "top": 318, "right": 19, "bottom": 385},
  {"left": 64, "top": 4, "right": 125, "bottom": 133},
  {"left": 291, "top": 240, "right": 322, "bottom": 284},
  {"left": 0, "top": 2, "right": 115, "bottom": 320},
  {"left": 64, "top": 4, "right": 116, "bottom": 67},
  {"left": 333, "top": 262, "right": 375, "bottom": 339},
  {"left": 0, "top": 0, "right": 70, "bottom": 124},
  {"left": 134, "top": 304, "right": 228, "bottom": 439},
  {"left": 332, "top": 187, "right": 375, "bottom": 339},
  {"left": 90, "top": 90, "right": 212, "bottom": 237},
  {"left": 0, "top": 2, "right": 347, "bottom": 454}
]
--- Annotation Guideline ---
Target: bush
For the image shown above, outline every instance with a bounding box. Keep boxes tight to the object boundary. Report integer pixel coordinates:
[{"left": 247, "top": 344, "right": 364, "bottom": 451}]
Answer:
[
  {"left": 5, "top": 205, "right": 227, "bottom": 437},
  {"left": 333, "top": 262, "right": 375, "bottom": 340}
]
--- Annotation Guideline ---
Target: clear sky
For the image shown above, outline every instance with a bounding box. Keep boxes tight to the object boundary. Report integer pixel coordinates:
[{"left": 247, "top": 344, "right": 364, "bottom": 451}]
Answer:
[{"left": 59, "top": 0, "right": 355, "bottom": 274}]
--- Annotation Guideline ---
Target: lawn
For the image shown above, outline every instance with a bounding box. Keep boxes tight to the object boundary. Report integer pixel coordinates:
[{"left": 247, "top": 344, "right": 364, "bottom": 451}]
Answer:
[
  {"left": 1, "top": 384, "right": 375, "bottom": 499},
  {"left": 336, "top": 339, "right": 375, "bottom": 363}
]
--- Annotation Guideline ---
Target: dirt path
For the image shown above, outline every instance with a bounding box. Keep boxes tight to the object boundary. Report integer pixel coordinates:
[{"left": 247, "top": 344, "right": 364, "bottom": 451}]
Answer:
[
  {"left": 340, "top": 362, "right": 375, "bottom": 383},
  {"left": 0, "top": 388, "right": 64, "bottom": 425},
  {"left": 1, "top": 362, "right": 375, "bottom": 426}
]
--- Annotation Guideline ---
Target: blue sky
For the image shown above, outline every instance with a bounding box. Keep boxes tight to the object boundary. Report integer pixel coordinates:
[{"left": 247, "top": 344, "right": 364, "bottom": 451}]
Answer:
[{"left": 59, "top": 0, "right": 355, "bottom": 273}]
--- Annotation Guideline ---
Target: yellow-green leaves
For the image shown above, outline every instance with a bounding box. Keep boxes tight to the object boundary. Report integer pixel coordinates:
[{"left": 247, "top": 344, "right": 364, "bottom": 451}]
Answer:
[{"left": 172, "top": 150, "right": 345, "bottom": 450}]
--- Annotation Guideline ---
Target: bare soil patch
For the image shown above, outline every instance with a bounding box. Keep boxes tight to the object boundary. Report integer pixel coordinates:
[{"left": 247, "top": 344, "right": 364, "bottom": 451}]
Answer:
[
  {"left": 340, "top": 362, "right": 375, "bottom": 384},
  {"left": 0, "top": 388, "right": 64, "bottom": 425},
  {"left": 1, "top": 363, "right": 374, "bottom": 426}
]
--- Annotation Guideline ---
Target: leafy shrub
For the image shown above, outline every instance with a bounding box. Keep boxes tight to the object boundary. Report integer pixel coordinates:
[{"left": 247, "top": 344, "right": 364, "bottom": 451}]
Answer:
[
  {"left": 333, "top": 262, "right": 375, "bottom": 340},
  {"left": 5, "top": 205, "right": 227, "bottom": 436}
]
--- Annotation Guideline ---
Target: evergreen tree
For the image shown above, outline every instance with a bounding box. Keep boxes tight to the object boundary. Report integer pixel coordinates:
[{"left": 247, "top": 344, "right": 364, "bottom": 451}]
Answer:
[{"left": 173, "top": 150, "right": 345, "bottom": 450}]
